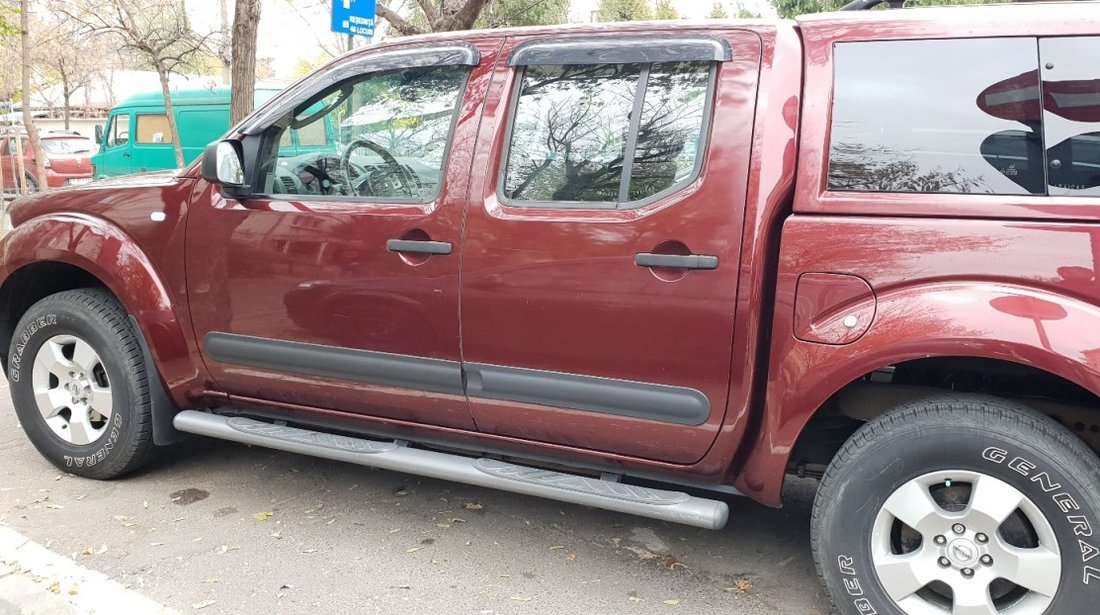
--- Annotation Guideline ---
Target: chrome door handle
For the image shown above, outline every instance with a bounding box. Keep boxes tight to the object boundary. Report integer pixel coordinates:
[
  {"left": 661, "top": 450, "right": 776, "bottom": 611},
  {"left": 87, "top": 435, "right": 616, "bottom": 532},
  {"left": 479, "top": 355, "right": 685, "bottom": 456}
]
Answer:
[
  {"left": 386, "top": 239, "right": 453, "bottom": 255},
  {"left": 635, "top": 253, "right": 718, "bottom": 270}
]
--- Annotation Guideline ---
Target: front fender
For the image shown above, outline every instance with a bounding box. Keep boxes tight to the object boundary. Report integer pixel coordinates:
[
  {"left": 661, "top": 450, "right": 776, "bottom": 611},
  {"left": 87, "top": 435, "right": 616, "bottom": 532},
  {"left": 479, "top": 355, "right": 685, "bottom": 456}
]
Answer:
[
  {"left": 0, "top": 213, "right": 202, "bottom": 408},
  {"left": 736, "top": 281, "right": 1100, "bottom": 506}
]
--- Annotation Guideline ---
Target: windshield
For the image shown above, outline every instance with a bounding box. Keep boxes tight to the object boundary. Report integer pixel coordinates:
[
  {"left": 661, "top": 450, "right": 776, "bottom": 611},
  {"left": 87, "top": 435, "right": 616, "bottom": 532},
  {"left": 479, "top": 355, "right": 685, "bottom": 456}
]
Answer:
[{"left": 41, "top": 137, "right": 96, "bottom": 154}]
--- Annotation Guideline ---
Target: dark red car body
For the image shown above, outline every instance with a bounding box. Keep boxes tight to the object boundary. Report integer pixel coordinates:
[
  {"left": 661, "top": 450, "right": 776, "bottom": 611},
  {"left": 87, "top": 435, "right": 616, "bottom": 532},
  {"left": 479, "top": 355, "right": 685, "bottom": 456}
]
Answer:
[{"left": 2, "top": 3, "right": 1099, "bottom": 509}]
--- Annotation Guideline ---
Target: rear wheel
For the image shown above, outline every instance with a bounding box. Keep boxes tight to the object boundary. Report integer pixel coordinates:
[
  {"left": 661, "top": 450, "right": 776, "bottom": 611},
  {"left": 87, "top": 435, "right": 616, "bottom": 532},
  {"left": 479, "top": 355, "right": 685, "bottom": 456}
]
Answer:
[
  {"left": 813, "top": 396, "right": 1100, "bottom": 615},
  {"left": 8, "top": 289, "right": 157, "bottom": 478}
]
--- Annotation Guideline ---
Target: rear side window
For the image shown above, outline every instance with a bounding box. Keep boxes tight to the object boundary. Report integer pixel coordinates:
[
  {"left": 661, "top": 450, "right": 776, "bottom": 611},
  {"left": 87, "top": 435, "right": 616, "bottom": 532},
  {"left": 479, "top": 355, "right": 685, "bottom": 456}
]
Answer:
[
  {"left": 828, "top": 38, "right": 1044, "bottom": 195},
  {"left": 503, "top": 61, "right": 713, "bottom": 208},
  {"left": 1040, "top": 37, "right": 1100, "bottom": 197}
]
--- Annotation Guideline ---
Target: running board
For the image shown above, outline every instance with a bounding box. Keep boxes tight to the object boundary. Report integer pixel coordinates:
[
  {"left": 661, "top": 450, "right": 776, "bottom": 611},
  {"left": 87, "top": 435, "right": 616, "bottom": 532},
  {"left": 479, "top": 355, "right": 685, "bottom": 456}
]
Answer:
[{"left": 172, "top": 410, "right": 729, "bottom": 530}]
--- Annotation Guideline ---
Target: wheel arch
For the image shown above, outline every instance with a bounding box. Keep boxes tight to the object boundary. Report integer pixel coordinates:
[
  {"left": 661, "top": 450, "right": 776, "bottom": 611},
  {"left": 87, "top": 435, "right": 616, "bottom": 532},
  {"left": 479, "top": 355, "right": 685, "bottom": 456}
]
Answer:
[
  {"left": 0, "top": 214, "right": 198, "bottom": 443},
  {"left": 734, "top": 281, "right": 1100, "bottom": 506}
]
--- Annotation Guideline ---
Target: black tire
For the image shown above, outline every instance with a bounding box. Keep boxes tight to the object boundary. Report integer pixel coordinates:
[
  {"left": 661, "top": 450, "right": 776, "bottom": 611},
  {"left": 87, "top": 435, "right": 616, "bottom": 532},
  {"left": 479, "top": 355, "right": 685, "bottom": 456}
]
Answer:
[
  {"left": 813, "top": 395, "right": 1100, "bottom": 615},
  {"left": 8, "top": 288, "right": 156, "bottom": 479},
  {"left": 23, "top": 173, "right": 39, "bottom": 194}
]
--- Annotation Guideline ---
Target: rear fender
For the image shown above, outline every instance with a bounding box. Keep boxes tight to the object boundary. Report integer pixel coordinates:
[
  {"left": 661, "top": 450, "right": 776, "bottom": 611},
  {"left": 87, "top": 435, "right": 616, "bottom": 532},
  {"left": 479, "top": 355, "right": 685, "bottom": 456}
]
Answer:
[{"left": 736, "top": 281, "right": 1100, "bottom": 506}]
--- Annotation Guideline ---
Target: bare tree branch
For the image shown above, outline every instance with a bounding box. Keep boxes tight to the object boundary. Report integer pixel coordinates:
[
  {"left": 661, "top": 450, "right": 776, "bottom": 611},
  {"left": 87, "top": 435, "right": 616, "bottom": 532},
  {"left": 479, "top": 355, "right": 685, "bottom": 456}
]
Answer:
[{"left": 376, "top": 2, "right": 424, "bottom": 35}]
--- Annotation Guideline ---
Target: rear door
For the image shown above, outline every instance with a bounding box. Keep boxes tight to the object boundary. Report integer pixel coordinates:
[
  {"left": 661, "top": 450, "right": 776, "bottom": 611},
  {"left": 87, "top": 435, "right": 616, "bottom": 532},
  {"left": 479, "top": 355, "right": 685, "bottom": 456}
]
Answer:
[{"left": 460, "top": 32, "right": 762, "bottom": 464}]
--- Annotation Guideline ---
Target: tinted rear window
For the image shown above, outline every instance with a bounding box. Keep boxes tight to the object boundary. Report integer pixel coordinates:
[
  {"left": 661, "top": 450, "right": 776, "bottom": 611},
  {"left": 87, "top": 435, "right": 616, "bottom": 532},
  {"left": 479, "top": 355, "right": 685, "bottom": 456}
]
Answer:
[{"left": 828, "top": 38, "right": 1044, "bottom": 195}]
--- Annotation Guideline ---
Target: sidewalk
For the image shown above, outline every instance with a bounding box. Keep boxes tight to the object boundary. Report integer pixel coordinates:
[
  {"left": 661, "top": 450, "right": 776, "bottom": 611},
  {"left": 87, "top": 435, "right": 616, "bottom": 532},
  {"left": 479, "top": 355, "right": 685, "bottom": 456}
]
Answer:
[{"left": 0, "top": 526, "right": 178, "bottom": 615}]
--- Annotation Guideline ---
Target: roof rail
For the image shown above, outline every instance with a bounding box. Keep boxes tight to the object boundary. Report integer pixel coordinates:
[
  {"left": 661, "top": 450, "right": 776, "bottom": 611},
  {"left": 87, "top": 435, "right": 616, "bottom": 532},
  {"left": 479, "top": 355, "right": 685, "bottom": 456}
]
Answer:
[{"left": 840, "top": 0, "right": 906, "bottom": 10}]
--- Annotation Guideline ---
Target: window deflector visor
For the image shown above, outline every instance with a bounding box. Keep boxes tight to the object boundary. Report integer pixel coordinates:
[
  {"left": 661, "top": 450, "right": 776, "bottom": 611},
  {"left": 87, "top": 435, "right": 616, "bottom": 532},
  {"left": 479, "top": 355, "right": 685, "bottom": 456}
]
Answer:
[
  {"left": 238, "top": 43, "right": 480, "bottom": 136},
  {"left": 507, "top": 37, "right": 732, "bottom": 67}
]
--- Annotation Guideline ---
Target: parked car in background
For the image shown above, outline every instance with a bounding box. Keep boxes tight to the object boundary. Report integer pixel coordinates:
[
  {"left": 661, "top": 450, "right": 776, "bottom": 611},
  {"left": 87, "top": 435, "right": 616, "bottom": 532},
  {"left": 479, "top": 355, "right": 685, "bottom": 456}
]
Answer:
[
  {"left": 1, "top": 130, "right": 94, "bottom": 194},
  {"left": 92, "top": 87, "right": 333, "bottom": 179}
]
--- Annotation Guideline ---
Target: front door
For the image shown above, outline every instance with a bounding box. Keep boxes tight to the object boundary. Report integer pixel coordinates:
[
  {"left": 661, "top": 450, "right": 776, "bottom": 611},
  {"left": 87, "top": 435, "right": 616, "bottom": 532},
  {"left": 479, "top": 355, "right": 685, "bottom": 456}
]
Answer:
[
  {"left": 187, "top": 41, "right": 499, "bottom": 429},
  {"left": 460, "top": 32, "right": 762, "bottom": 464}
]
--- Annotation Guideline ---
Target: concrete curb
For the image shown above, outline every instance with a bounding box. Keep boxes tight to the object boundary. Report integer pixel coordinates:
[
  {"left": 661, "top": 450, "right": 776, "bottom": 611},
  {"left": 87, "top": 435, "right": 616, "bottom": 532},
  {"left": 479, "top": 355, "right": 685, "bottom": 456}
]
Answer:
[{"left": 0, "top": 526, "right": 179, "bottom": 615}]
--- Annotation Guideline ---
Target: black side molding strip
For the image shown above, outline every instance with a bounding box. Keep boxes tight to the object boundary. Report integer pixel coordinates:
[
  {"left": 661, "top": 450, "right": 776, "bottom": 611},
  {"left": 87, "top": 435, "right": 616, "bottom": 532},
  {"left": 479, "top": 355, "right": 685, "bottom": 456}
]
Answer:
[
  {"left": 465, "top": 363, "right": 711, "bottom": 426},
  {"left": 386, "top": 239, "right": 453, "bottom": 255},
  {"left": 204, "top": 333, "right": 464, "bottom": 396}
]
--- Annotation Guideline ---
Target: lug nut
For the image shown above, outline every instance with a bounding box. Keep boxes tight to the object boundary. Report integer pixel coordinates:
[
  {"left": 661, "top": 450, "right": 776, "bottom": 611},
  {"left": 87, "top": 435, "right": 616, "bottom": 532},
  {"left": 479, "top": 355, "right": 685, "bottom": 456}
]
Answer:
[
  {"left": 934, "top": 535, "right": 947, "bottom": 546},
  {"left": 976, "top": 533, "right": 988, "bottom": 544},
  {"left": 981, "top": 555, "right": 993, "bottom": 566},
  {"left": 962, "top": 568, "right": 975, "bottom": 578},
  {"left": 952, "top": 524, "right": 966, "bottom": 535},
  {"left": 938, "top": 557, "right": 951, "bottom": 568}
]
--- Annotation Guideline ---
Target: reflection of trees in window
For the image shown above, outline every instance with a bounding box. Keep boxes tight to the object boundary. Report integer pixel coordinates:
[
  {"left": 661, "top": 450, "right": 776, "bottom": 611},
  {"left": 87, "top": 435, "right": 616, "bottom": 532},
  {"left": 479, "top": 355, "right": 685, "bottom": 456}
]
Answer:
[
  {"left": 630, "top": 63, "right": 709, "bottom": 200},
  {"left": 828, "top": 142, "right": 990, "bottom": 193},
  {"left": 504, "top": 61, "right": 710, "bottom": 206},
  {"left": 341, "top": 67, "right": 467, "bottom": 168},
  {"left": 506, "top": 63, "right": 639, "bottom": 202}
]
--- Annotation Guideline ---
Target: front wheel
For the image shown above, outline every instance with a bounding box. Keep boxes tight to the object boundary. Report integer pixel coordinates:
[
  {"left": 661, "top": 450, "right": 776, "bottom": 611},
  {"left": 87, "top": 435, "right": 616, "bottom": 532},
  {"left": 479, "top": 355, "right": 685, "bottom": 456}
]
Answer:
[
  {"left": 813, "top": 396, "right": 1100, "bottom": 615},
  {"left": 8, "top": 289, "right": 157, "bottom": 479}
]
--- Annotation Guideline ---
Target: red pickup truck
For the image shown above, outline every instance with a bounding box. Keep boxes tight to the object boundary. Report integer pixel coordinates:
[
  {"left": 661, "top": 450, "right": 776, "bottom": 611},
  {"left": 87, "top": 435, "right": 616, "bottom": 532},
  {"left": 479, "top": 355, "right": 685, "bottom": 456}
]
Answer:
[{"left": 3, "top": 3, "right": 1099, "bottom": 613}]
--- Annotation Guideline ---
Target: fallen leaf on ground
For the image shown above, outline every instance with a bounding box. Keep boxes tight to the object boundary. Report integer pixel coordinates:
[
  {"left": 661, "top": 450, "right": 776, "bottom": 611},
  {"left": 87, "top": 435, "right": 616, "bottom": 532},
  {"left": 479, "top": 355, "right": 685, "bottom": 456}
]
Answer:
[
  {"left": 45, "top": 504, "right": 63, "bottom": 510},
  {"left": 394, "top": 488, "right": 409, "bottom": 496},
  {"left": 191, "top": 599, "right": 216, "bottom": 609},
  {"left": 68, "top": 584, "right": 78, "bottom": 595},
  {"left": 271, "top": 532, "right": 282, "bottom": 539},
  {"left": 664, "top": 555, "right": 688, "bottom": 570},
  {"left": 406, "top": 547, "right": 420, "bottom": 553},
  {"left": 663, "top": 598, "right": 680, "bottom": 605},
  {"left": 628, "top": 595, "right": 642, "bottom": 602},
  {"left": 725, "top": 578, "right": 754, "bottom": 593},
  {"left": 463, "top": 502, "right": 483, "bottom": 511},
  {"left": 253, "top": 511, "right": 274, "bottom": 521},
  {"left": 624, "top": 546, "right": 658, "bottom": 561},
  {"left": 47, "top": 581, "right": 60, "bottom": 594},
  {"left": 510, "top": 595, "right": 531, "bottom": 602},
  {"left": 435, "top": 523, "right": 451, "bottom": 529},
  {"left": 548, "top": 545, "right": 565, "bottom": 550}
]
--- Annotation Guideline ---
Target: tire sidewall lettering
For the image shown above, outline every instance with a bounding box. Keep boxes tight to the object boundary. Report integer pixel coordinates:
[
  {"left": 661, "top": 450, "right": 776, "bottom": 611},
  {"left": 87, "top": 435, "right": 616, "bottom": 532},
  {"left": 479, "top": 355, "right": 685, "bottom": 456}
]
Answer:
[
  {"left": 981, "top": 445, "right": 1100, "bottom": 587},
  {"left": 9, "top": 314, "right": 57, "bottom": 383},
  {"left": 821, "top": 426, "right": 1099, "bottom": 615}
]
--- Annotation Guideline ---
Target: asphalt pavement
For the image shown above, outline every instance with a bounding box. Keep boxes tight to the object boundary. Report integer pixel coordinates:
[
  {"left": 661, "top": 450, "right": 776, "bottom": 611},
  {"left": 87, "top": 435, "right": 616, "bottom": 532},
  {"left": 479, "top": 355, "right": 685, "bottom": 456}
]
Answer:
[{"left": 0, "top": 379, "right": 831, "bottom": 614}]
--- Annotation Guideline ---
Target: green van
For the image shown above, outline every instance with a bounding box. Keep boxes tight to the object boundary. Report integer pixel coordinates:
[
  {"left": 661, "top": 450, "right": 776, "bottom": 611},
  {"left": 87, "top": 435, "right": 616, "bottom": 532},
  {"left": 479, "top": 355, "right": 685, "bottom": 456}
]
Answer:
[{"left": 92, "top": 87, "right": 334, "bottom": 179}]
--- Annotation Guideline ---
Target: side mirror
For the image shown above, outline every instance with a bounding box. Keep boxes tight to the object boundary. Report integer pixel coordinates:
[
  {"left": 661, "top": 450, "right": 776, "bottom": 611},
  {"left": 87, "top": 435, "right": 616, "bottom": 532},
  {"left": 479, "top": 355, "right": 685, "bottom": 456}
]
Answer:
[
  {"left": 201, "top": 140, "right": 249, "bottom": 197},
  {"left": 94, "top": 124, "right": 103, "bottom": 144}
]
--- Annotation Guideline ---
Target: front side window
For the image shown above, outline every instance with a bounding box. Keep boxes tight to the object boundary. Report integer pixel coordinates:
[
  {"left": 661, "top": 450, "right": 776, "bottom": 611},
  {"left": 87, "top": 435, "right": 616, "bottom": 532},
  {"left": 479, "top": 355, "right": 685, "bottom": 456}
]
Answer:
[
  {"left": 503, "top": 61, "right": 712, "bottom": 208},
  {"left": 107, "top": 114, "right": 130, "bottom": 148},
  {"left": 136, "top": 114, "right": 173, "bottom": 144},
  {"left": 828, "top": 38, "right": 1044, "bottom": 195},
  {"left": 260, "top": 65, "right": 468, "bottom": 201}
]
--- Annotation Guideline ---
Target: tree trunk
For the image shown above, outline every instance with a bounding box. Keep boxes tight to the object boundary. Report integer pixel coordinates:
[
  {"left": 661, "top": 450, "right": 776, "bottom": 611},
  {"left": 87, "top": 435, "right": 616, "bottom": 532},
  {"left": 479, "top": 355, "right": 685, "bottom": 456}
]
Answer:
[
  {"left": 154, "top": 62, "right": 186, "bottom": 168},
  {"left": 20, "top": 0, "right": 47, "bottom": 190},
  {"left": 13, "top": 133, "right": 28, "bottom": 195},
  {"left": 229, "top": 0, "right": 261, "bottom": 126},
  {"left": 63, "top": 86, "right": 72, "bottom": 130},
  {"left": 219, "top": 0, "right": 231, "bottom": 83}
]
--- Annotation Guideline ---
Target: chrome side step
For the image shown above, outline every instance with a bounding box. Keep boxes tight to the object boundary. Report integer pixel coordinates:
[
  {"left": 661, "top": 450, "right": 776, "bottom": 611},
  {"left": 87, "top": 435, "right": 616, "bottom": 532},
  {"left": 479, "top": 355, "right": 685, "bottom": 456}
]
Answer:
[{"left": 172, "top": 410, "right": 729, "bottom": 530}]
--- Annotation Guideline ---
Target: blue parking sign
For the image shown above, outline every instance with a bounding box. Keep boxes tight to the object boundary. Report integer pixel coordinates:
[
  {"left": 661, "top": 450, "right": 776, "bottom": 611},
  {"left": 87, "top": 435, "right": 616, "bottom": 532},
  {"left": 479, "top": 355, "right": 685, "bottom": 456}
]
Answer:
[{"left": 332, "top": 0, "right": 376, "bottom": 37}]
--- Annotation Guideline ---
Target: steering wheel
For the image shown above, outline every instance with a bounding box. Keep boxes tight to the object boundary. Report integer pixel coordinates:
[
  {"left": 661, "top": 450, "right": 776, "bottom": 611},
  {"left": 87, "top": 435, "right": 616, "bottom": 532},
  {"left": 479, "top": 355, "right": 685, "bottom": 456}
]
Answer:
[
  {"left": 299, "top": 163, "right": 337, "bottom": 194},
  {"left": 340, "top": 138, "right": 421, "bottom": 198}
]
